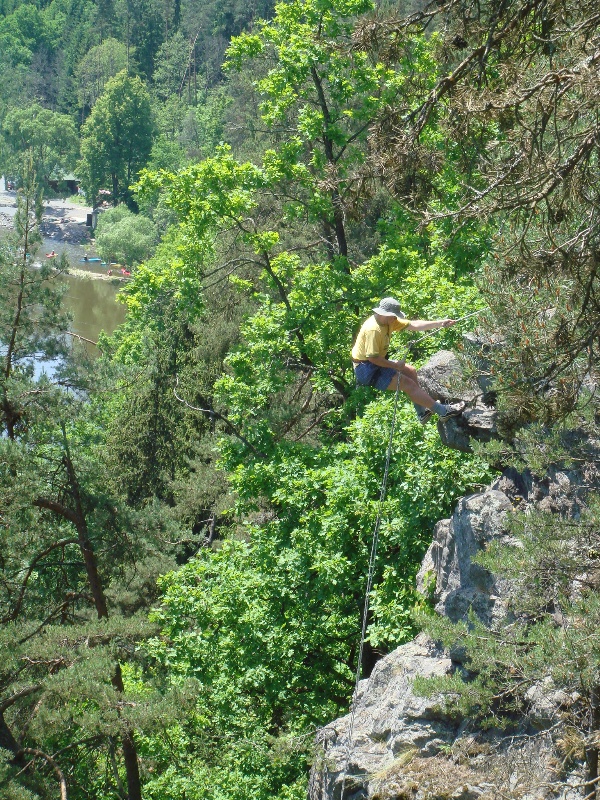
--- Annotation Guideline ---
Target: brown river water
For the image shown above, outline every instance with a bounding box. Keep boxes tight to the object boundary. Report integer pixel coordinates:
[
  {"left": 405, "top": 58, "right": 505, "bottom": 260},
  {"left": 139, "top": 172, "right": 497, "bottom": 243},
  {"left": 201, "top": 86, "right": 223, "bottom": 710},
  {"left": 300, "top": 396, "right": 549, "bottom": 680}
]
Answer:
[
  {"left": 0, "top": 182, "right": 127, "bottom": 360},
  {"left": 61, "top": 270, "right": 128, "bottom": 350},
  {"left": 40, "top": 236, "right": 128, "bottom": 349}
]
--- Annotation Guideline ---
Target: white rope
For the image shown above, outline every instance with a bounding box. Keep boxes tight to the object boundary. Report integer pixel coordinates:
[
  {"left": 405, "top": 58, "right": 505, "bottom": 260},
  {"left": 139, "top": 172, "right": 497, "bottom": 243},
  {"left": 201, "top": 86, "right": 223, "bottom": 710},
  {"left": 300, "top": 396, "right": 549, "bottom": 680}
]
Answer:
[{"left": 339, "top": 378, "right": 401, "bottom": 799}]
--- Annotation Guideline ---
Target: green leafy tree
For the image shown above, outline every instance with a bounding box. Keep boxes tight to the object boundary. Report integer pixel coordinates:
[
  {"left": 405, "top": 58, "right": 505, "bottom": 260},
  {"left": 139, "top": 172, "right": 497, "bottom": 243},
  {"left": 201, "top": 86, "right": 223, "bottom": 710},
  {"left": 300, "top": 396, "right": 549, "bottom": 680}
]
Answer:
[
  {"left": 152, "top": 30, "right": 190, "bottom": 101},
  {"left": 129, "top": 0, "right": 488, "bottom": 654},
  {"left": 1, "top": 103, "right": 79, "bottom": 191},
  {"left": 114, "top": 0, "right": 164, "bottom": 80},
  {"left": 79, "top": 70, "right": 154, "bottom": 208},
  {"left": 0, "top": 4, "right": 55, "bottom": 104},
  {"left": 179, "top": 87, "right": 231, "bottom": 159},
  {"left": 223, "top": 0, "right": 414, "bottom": 263},
  {"left": 95, "top": 205, "right": 159, "bottom": 266},
  {"left": 140, "top": 393, "right": 491, "bottom": 800}
]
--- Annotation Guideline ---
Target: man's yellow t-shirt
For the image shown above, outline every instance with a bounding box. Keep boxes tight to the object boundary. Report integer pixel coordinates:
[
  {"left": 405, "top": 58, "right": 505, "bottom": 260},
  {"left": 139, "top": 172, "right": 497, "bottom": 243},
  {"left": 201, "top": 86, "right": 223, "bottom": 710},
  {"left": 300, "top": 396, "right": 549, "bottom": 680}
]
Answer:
[{"left": 351, "top": 315, "right": 410, "bottom": 361}]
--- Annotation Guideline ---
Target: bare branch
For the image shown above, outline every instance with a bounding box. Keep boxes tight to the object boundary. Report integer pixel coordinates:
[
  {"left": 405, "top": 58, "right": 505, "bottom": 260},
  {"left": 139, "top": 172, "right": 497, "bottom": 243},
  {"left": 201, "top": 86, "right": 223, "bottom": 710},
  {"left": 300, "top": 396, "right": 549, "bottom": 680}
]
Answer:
[{"left": 19, "top": 748, "right": 68, "bottom": 800}]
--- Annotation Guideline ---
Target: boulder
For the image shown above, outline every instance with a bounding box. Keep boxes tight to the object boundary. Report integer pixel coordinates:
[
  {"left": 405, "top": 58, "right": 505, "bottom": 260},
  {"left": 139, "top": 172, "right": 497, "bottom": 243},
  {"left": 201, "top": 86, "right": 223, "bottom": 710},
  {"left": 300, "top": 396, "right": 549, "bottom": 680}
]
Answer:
[
  {"left": 308, "top": 634, "right": 579, "bottom": 800},
  {"left": 417, "top": 351, "right": 471, "bottom": 402},
  {"left": 308, "top": 635, "right": 458, "bottom": 800},
  {"left": 416, "top": 350, "right": 499, "bottom": 452},
  {"left": 437, "top": 407, "right": 498, "bottom": 453}
]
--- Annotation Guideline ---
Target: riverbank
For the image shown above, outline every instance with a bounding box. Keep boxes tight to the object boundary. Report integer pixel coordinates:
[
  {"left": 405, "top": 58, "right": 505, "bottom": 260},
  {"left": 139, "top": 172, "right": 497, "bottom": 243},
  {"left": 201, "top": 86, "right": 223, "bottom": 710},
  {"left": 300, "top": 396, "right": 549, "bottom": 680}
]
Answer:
[
  {"left": 41, "top": 197, "right": 91, "bottom": 245},
  {"left": 0, "top": 186, "right": 123, "bottom": 281},
  {"left": 0, "top": 182, "right": 127, "bottom": 346},
  {"left": 0, "top": 189, "right": 92, "bottom": 244}
]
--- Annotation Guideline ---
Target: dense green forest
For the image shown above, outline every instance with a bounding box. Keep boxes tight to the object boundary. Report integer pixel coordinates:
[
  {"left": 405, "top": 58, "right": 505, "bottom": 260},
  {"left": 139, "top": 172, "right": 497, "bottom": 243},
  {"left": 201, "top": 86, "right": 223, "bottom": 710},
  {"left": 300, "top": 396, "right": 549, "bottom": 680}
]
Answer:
[{"left": 1, "top": 0, "right": 599, "bottom": 798}]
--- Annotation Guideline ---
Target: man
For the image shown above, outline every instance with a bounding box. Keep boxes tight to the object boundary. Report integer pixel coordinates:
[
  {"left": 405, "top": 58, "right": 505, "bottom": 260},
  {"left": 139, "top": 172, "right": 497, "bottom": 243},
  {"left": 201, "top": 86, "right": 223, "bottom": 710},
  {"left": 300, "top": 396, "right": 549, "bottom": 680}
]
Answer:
[{"left": 351, "top": 297, "right": 465, "bottom": 424}]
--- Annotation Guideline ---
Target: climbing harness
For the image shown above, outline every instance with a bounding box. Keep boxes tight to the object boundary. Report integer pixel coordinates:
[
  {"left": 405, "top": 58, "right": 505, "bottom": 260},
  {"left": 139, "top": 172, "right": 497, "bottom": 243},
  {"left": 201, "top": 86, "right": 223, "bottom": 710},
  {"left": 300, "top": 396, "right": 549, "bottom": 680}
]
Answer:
[
  {"left": 339, "top": 377, "right": 402, "bottom": 800},
  {"left": 338, "top": 307, "right": 485, "bottom": 798}
]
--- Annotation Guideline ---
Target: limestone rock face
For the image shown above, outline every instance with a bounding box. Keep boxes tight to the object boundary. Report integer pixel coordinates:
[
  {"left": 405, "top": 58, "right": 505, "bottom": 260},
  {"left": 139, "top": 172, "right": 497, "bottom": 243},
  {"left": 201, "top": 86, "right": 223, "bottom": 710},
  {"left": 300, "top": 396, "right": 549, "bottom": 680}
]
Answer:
[
  {"left": 416, "top": 489, "right": 514, "bottom": 626},
  {"left": 308, "top": 635, "right": 458, "bottom": 800},
  {"left": 416, "top": 350, "right": 472, "bottom": 402},
  {"left": 414, "top": 463, "right": 594, "bottom": 631},
  {"left": 436, "top": 406, "right": 498, "bottom": 453},
  {"left": 308, "top": 634, "right": 572, "bottom": 800}
]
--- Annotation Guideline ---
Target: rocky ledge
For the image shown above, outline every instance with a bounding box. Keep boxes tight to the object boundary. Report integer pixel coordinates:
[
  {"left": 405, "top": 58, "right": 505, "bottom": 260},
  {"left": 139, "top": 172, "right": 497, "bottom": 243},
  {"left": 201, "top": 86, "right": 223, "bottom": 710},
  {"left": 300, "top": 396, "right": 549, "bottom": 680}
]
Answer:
[
  {"left": 416, "top": 348, "right": 498, "bottom": 453},
  {"left": 308, "top": 633, "right": 575, "bottom": 800},
  {"left": 308, "top": 465, "right": 587, "bottom": 799}
]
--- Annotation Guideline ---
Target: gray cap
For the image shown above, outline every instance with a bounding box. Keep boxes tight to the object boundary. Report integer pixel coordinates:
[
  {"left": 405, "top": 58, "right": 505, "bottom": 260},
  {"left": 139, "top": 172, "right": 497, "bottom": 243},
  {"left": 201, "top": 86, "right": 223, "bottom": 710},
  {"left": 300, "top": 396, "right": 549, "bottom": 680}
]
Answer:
[{"left": 373, "top": 297, "right": 406, "bottom": 319}]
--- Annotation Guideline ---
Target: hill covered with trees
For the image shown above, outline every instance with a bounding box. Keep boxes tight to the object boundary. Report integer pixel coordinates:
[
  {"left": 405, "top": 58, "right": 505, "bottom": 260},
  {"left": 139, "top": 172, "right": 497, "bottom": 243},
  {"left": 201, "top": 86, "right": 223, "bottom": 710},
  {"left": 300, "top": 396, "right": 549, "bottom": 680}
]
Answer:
[{"left": 0, "top": 0, "right": 599, "bottom": 798}]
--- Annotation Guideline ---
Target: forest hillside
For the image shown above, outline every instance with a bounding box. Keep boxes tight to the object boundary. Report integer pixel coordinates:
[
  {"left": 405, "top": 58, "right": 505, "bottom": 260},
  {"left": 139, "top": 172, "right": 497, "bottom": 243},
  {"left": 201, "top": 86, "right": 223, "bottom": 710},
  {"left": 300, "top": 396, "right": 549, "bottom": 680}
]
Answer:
[{"left": 0, "top": 1, "right": 599, "bottom": 798}]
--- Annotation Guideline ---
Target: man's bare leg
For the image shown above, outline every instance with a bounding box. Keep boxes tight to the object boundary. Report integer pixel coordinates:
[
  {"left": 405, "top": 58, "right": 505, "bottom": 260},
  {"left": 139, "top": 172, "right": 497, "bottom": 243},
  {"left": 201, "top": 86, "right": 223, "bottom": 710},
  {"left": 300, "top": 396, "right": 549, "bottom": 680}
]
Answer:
[
  {"left": 386, "top": 370, "right": 435, "bottom": 408},
  {"left": 397, "top": 363, "right": 429, "bottom": 417},
  {"left": 386, "top": 369, "right": 465, "bottom": 421}
]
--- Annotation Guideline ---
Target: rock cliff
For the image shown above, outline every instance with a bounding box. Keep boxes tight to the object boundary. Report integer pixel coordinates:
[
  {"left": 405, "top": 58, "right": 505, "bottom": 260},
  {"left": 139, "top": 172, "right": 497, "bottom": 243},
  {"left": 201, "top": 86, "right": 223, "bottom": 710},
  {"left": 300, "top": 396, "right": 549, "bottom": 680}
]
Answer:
[{"left": 308, "top": 346, "right": 593, "bottom": 800}]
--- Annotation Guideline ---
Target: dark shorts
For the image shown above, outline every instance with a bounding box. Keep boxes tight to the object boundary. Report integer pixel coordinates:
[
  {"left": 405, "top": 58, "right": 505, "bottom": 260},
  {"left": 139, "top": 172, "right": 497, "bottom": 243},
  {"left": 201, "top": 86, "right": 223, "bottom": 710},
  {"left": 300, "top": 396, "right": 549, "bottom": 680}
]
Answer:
[{"left": 354, "top": 361, "right": 396, "bottom": 390}]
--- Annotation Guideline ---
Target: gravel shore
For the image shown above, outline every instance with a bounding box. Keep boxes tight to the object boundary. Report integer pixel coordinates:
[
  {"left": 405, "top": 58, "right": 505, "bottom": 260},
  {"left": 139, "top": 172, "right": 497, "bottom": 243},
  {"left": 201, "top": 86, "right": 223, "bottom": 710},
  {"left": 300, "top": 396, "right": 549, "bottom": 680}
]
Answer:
[{"left": 0, "top": 190, "right": 92, "bottom": 245}]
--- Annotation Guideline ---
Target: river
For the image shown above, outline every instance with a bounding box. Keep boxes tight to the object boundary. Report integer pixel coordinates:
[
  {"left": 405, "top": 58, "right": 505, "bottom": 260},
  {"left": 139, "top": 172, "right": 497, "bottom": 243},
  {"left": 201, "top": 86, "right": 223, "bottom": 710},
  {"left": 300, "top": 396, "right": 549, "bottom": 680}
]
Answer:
[
  {"left": 0, "top": 180, "right": 127, "bottom": 358},
  {"left": 61, "top": 270, "right": 128, "bottom": 352},
  {"left": 1, "top": 234, "right": 128, "bottom": 361},
  {"left": 40, "top": 236, "right": 128, "bottom": 353}
]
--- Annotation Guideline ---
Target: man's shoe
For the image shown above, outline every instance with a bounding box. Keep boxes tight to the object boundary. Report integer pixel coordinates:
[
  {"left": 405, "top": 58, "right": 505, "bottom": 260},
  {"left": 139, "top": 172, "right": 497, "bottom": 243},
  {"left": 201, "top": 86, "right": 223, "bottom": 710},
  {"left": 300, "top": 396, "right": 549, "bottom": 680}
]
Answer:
[
  {"left": 418, "top": 409, "right": 434, "bottom": 425},
  {"left": 437, "top": 402, "right": 466, "bottom": 422}
]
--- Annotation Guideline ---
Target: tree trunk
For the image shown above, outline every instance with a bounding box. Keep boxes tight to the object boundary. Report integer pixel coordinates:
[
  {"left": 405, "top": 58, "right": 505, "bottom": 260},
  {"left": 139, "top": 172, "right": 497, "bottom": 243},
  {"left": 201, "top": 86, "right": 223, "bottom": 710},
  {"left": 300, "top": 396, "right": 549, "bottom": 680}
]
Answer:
[
  {"left": 585, "top": 684, "right": 600, "bottom": 799},
  {"left": 112, "top": 665, "right": 142, "bottom": 800},
  {"left": 0, "top": 714, "right": 25, "bottom": 764},
  {"left": 35, "top": 426, "right": 142, "bottom": 800},
  {"left": 0, "top": 685, "right": 43, "bottom": 766},
  {"left": 60, "top": 424, "right": 109, "bottom": 619},
  {"left": 2, "top": 188, "right": 33, "bottom": 439},
  {"left": 310, "top": 66, "right": 350, "bottom": 265}
]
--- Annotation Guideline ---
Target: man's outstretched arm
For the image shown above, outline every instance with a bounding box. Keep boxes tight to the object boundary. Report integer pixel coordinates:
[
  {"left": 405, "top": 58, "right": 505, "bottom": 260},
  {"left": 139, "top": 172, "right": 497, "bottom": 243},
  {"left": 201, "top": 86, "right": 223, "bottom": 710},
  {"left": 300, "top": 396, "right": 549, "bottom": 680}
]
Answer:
[{"left": 405, "top": 318, "right": 456, "bottom": 331}]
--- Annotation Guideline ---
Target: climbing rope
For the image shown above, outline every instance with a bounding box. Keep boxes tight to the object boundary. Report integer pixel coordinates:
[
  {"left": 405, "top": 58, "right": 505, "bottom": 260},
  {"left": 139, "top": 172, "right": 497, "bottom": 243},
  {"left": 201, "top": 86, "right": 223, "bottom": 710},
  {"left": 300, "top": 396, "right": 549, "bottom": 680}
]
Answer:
[
  {"left": 339, "top": 377, "right": 402, "bottom": 800},
  {"left": 337, "top": 307, "right": 485, "bottom": 798}
]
